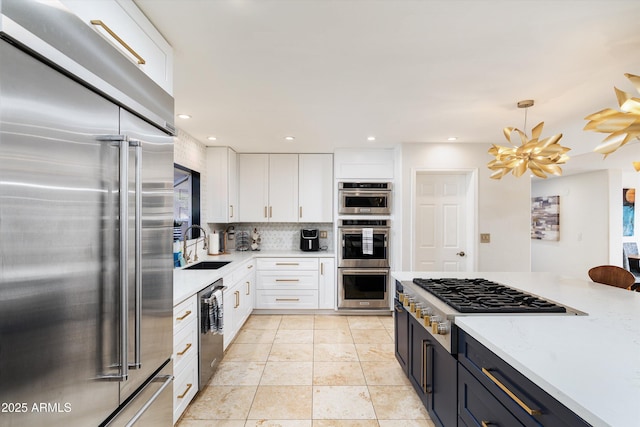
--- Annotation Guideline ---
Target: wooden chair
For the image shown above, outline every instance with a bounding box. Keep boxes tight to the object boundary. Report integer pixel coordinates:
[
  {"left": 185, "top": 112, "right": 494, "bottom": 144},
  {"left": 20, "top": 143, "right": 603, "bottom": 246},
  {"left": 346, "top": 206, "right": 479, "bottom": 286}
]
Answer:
[{"left": 588, "top": 265, "right": 635, "bottom": 290}]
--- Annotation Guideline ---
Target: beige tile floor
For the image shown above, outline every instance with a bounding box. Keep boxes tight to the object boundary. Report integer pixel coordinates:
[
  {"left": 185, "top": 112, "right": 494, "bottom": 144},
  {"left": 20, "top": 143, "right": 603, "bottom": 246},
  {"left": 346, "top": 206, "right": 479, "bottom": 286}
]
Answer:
[{"left": 178, "top": 314, "right": 436, "bottom": 427}]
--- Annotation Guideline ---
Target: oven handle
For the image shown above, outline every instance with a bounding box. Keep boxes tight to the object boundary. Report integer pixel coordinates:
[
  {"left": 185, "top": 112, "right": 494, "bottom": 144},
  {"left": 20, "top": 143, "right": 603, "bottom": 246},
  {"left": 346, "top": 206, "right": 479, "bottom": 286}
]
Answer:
[{"left": 339, "top": 269, "right": 390, "bottom": 275}]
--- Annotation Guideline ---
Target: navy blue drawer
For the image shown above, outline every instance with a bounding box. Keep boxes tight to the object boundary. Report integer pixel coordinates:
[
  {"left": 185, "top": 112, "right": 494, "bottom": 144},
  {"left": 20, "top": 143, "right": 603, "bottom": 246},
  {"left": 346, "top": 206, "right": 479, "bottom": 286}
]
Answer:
[{"left": 458, "top": 329, "right": 590, "bottom": 427}]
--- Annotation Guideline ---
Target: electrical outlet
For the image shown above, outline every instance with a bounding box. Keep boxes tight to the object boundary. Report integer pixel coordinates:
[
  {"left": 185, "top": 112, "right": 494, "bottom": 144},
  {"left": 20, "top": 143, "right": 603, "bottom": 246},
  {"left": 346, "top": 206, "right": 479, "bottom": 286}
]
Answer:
[
  {"left": 319, "top": 230, "right": 328, "bottom": 239},
  {"left": 480, "top": 233, "right": 490, "bottom": 243}
]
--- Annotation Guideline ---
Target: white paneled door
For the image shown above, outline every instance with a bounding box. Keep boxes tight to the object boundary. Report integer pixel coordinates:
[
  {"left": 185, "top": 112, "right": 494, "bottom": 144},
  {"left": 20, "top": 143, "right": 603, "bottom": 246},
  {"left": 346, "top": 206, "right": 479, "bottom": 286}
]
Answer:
[{"left": 414, "top": 172, "right": 470, "bottom": 271}]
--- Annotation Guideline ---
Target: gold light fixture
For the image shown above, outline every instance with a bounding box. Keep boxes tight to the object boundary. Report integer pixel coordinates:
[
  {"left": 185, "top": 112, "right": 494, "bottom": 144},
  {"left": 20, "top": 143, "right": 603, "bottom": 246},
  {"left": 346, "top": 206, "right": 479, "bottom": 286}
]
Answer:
[
  {"left": 584, "top": 73, "right": 640, "bottom": 171},
  {"left": 487, "top": 100, "right": 570, "bottom": 179}
]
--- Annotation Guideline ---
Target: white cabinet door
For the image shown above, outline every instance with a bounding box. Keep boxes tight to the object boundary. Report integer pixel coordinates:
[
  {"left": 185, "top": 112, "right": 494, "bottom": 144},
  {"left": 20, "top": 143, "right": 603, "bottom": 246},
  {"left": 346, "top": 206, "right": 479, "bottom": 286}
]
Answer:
[
  {"left": 206, "top": 147, "right": 238, "bottom": 223},
  {"left": 238, "top": 154, "right": 269, "bottom": 222},
  {"left": 60, "top": 0, "right": 173, "bottom": 94},
  {"left": 228, "top": 149, "right": 238, "bottom": 221},
  {"left": 299, "top": 154, "right": 333, "bottom": 222},
  {"left": 268, "top": 154, "right": 299, "bottom": 222},
  {"left": 318, "top": 257, "right": 336, "bottom": 309}
]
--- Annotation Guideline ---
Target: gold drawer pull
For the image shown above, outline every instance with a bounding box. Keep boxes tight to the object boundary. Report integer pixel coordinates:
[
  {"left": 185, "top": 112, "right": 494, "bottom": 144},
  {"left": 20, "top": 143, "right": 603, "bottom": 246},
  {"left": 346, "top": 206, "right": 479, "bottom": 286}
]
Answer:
[
  {"left": 247, "top": 264, "right": 254, "bottom": 269},
  {"left": 177, "top": 383, "right": 193, "bottom": 399},
  {"left": 275, "top": 279, "right": 300, "bottom": 282},
  {"left": 177, "top": 343, "right": 192, "bottom": 356},
  {"left": 482, "top": 368, "right": 541, "bottom": 416},
  {"left": 176, "top": 310, "right": 192, "bottom": 321},
  {"left": 276, "top": 298, "right": 300, "bottom": 302},
  {"left": 276, "top": 262, "right": 299, "bottom": 266},
  {"left": 90, "top": 20, "right": 146, "bottom": 64}
]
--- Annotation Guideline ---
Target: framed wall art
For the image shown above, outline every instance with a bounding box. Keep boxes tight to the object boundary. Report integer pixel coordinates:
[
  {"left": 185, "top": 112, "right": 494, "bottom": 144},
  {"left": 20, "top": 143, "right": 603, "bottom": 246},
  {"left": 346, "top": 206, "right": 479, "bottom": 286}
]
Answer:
[{"left": 531, "top": 195, "right": 560, "bottom": 241}]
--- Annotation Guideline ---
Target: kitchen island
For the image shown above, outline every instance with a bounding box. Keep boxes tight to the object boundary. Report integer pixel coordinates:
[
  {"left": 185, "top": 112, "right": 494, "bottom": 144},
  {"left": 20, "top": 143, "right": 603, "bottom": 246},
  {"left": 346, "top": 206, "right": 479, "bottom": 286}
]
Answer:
[{"left": 391, "top": 271, "right": 640, "bottom": 427}]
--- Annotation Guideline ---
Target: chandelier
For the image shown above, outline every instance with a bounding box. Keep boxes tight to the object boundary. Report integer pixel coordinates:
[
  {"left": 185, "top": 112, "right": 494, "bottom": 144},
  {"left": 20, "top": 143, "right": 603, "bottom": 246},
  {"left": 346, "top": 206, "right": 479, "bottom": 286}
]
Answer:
[
  {"left": 584, "top": 73, "right": 640, "bottom": 171},
  {"left": 487, "top": 100, "right": 570, "bottom": 179}
]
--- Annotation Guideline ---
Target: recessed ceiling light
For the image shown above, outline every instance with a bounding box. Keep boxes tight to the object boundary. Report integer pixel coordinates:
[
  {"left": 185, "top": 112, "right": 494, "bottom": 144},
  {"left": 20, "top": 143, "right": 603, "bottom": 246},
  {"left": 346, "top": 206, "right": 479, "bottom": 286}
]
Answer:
[
  {"left": 447, "top": 137, "right": 458, "bottom": 141},
  {"left": 177, "top": 114, "right": 191, "bottom": 119},
  {"left": 284, "top": 136, "right": 295, "bottom": 141},
  {"left": 207, "top": 136, "right": 217, "bottom": 141},
  {"left": 367, "top": 136, "right": 376, "bottom": 141}
]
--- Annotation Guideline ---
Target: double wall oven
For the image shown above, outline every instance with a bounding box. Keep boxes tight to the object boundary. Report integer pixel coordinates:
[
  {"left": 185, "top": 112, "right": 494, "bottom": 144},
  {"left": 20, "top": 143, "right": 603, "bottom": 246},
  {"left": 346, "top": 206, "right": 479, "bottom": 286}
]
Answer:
[{"left": 337, "top": 219, "right": 390, "bottom": 308}]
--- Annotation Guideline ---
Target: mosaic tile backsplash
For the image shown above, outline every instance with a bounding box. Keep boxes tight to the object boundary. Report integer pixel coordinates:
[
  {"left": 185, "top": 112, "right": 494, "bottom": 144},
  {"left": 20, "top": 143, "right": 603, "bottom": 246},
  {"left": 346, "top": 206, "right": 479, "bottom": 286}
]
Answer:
[{"left": 208, "top": 222, "right": 334, "bottom": 252}]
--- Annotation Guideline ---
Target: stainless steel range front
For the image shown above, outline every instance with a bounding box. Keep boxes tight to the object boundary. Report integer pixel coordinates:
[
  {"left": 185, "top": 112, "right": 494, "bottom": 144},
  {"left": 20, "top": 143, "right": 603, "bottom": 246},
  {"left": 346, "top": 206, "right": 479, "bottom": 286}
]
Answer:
[{"left": 397, "top": 276, "right": 583, "bottom": 353}]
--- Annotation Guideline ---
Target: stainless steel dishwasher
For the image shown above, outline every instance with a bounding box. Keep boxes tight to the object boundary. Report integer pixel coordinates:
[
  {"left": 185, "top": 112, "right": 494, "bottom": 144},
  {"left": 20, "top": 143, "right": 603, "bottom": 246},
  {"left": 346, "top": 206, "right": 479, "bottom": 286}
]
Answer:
[{"left": 197, "top": 279, "right": 225, "bottom": 389}]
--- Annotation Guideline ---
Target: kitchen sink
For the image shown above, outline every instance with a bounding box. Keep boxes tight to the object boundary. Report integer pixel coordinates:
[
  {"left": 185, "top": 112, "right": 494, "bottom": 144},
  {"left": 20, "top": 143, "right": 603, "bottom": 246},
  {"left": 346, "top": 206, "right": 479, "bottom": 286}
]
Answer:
[{"left": 183, "top": 261, "right": 231, "bottom": 270}]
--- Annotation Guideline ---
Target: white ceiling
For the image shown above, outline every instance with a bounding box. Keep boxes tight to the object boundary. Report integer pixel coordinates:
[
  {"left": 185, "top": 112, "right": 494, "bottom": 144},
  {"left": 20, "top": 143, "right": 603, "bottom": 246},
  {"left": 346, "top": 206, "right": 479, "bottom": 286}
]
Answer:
[{"left": 135, "top": 0, "right": 640, "bottom": 168}]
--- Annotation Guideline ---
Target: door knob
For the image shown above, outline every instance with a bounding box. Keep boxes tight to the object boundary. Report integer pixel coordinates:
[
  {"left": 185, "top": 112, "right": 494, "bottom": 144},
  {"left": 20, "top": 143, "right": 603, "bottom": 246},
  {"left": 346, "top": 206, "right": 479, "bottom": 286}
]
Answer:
[{"left": 456, "top": 251, "right": 466, "bottom": 257}]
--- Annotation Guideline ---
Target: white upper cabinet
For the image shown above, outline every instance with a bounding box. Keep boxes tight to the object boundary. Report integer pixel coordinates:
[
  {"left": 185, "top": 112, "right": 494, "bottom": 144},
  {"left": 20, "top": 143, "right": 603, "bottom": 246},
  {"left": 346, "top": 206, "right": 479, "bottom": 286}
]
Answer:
[
  {"left": 238, "top": 154, "right": 270, "bottom": 222},
  {"left": 299, "top": 154, "right": 333, "bottom": 223},
  {"left": 238, "top": 153, "right": 332, "bottom": 223},
  {"left": 268, "top": 154, "right": 299, "bottom": 222},
  {"left": 334, "top": 148, "right": 394, "bottom": 179},
  {"left": 205, "top": 147, "right": 238, "bottom": 223},
  {"left": 60, "top": 0, "right": 174, "bottom": 95}
]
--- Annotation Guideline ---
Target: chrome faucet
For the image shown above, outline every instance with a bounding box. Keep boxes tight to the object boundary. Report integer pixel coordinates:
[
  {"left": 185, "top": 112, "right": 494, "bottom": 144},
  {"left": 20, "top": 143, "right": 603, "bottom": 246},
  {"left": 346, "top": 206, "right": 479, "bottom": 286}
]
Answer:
[{"left": 182, "top": 225, "right": 208, "bottom": 264}]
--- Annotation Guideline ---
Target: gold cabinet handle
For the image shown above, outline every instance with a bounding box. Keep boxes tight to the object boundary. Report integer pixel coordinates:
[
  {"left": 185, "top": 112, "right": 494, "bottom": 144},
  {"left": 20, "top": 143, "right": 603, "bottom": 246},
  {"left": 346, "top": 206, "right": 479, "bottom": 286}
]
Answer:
[
  {"left": 421, "top": 340, "right": 427, "bottom": 394},
  {"left": 320, "top": 262, "right": 324, "bottom": 275},
  {"left": 176, "top": 310, "right": 192, "bottom": 321},
  {"left": 264, "top": 206, "right": 268, "bottom": 218},
  {"left": 247, "top": 264, "right": 254, "bottom": 269},
  {"left": 276, "top": 262, "right": 299, "bottom": 266},
  {"left": 90, "top": 20, "right": 146, "bottom": 64},
  {"left": 276, "top": 298, "right": 300, "bottom": 302},
  {"left": 177, "top": 383, "right": 193, "bottom": 399},
  {"left": 299, "top": 206, "right": 302, "bottom": 218},
  {"left": 234, "top": 290, "right": 240, "bottom": 308},
  {"left": 275, "top": 279, "right": 300, "bottom": 282},
  {"left": 229, "top": 204, "right": 234, "bottom": 218},
  {"left": 177, "top": 343, "right": 192, "bottom": 356},
  {"left": 482, "top": 368, "right": 541, "bottom": 416},
  {"left": 246, "top": 281, "right": 250, "bottom": 295},
  {"left": 269, "top": 206, "right": 273, "bottom": 218}
]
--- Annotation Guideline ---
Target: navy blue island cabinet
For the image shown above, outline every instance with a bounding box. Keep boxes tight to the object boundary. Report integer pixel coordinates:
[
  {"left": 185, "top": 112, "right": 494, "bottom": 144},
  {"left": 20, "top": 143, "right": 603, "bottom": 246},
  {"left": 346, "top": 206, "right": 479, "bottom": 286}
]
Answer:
[
  {"left": 458, "top": 329, "right": 591, "bottom": 427},
  {"left": 394, "top": 284, "right": 457, "bottom": 427}
]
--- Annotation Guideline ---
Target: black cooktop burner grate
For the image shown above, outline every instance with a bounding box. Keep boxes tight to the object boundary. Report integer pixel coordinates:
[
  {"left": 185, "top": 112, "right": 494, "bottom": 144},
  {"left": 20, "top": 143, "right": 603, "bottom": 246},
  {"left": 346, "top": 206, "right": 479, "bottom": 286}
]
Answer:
[{"left": 412, "top": 278, "right": 566, "bottom": 313}]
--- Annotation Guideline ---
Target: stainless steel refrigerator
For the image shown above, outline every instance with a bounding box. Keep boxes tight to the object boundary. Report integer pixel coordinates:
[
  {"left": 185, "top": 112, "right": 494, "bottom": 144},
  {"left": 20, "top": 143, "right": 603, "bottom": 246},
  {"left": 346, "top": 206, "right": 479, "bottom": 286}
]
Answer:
[{"left": 0, "top": 1, "right": 175, "bottom": 425}]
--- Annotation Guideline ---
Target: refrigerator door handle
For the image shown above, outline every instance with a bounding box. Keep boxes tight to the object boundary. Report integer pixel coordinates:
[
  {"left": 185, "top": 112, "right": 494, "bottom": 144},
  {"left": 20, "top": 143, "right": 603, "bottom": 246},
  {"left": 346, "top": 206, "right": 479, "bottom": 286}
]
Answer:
[
  {"left": 95, "top": 134, "right": 130, "bottom": 381},
  {"left": 129, "top": 139, "right": 142, "bottom": 370},
  {"left": 119, "top": 136, "right": 130, "bottom": 380}
]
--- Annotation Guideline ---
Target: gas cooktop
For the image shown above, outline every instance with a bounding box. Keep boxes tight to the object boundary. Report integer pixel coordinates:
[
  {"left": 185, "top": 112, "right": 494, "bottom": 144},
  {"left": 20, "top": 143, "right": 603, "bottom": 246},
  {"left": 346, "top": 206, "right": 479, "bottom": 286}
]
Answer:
[{"left": 412, "top": 278, "right": 567, "bottom": 314}]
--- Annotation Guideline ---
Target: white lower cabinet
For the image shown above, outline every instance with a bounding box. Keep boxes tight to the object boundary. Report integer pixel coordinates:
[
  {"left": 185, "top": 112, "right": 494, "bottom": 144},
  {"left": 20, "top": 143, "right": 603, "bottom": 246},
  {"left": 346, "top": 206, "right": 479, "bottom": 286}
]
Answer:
[
  {"left": 256, "top": 258, "right": 320, "bottom": 309},
  {"left": 318, "top": 257, "right": 336, "bottom": 309},
  {"left": 172, "top": 295, "right": 198, "bottom": 424},
  {"left": 223, "top": 259, "right": 255, "bottom": 349}
]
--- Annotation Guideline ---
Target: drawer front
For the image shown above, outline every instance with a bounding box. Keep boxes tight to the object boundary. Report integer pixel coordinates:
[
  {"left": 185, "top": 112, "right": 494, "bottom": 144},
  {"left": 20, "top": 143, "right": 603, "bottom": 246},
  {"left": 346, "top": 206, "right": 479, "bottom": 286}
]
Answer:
[
  {"left": 257, "top": 271, "right": 318, "bottom": 290},
  {"left": 173, "top": 356, "right": 198, "bottom": 424},
  {"left": 173, "top": 319, "right": 197, "bottom": 374},
  {"left": 173, "top": 294, "right": 197, "bottom": 334},
  {"left": 458, "top": 330, "right": 590, "bottom": 427},
  {"left": 459, "top": 364, "right": 525, "bottom": 427},
  {"left": 255, "top": 289, "right": 319, "bottom": 309},
  {"left": 257, "top": 258, "right": 318, "bottom": 271},
  {"left": 231, "top": 259, "right": 255, "bottom": 283}
]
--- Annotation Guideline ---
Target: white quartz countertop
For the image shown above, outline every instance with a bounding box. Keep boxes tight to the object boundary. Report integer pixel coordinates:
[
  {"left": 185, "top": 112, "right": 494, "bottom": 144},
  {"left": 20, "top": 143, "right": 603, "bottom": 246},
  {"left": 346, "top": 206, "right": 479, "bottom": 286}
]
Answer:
[
  {"left": 174, "top": 250, "right": 334, "bottom": 306},
  {"left": 391, "top": 271, "right": 640, "bottom": 427}
]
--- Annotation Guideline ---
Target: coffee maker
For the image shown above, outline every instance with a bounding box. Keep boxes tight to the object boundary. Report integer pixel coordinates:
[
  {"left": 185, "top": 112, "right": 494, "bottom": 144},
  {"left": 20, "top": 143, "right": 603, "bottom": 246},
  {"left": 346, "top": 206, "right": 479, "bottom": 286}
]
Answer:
[{"left": 300, "top": 229, "right": 320, "bottom": 251}]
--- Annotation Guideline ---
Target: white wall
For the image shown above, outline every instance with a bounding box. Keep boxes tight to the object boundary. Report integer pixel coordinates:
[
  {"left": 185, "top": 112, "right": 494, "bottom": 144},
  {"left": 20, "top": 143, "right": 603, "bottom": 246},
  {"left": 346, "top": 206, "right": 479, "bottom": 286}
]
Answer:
[
  {"left": 400, "top": 143, "right": 531, "bottom": 272},
  {"left": 531, "top": 169, "right": 621, "bottom": 280}
]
